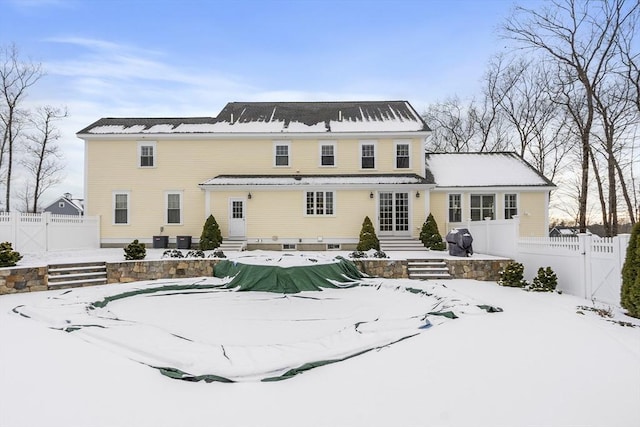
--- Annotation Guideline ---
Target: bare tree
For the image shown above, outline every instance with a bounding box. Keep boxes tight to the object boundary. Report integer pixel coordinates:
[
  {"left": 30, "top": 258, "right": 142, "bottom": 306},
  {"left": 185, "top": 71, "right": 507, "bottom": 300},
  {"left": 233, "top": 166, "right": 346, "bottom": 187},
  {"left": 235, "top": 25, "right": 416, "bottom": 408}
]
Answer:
[
  {"left": 423, "top": 97, "right": 477, "bottom": 152},
  {"left": 0, "top": 43, "right": 43, "bottom": 212},
  {"left": 502, "top": 0, "right": 638, "bottom": 232},
  {"left": 20, "top": 106, "right": 67, "bottom": 213}
]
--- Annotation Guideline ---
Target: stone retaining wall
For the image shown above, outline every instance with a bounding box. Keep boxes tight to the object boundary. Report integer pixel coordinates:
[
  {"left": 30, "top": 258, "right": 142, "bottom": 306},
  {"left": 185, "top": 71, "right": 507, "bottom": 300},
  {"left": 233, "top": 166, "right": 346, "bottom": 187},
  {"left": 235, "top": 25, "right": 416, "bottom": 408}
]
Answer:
[
  {"left": 447, "top": 259, "right": 511, "bottom": 281},
  {"left": 0, "top": 257, "right": 512, "bottom": 295},
  {"left": 352, "top": 259, "right": 408, "bottom": 279},
  {"left": 0, "top": 266, "right": 48, "bottom": 294},
  {"left": 107, "top": 259, "right": 222, "bottom": 283}
]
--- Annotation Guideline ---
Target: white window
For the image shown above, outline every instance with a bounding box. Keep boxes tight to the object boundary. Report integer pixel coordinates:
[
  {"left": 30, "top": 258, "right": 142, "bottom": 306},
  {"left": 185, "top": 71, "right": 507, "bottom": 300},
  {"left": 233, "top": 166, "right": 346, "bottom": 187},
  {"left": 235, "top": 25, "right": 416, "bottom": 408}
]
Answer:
[
  {"left": 471, "top": 194, "right": 495, "bottom": 221},
  {"left": 319, "top": 141, "right": 336, "bottom": 167},
  {"left": 166, "top": 192, "right": 183, "bottom": 224},
  {"left": 306, "top": 191, "right": 334, "bottom": 215},
  {"left": 505, "top": 194, "right": 518, "bottom": 219},
  {"left": 395, "top": 141, "right": 411, "bottom": 169},
  {"left": 360, "top": 141, "right": 376, "bottom": 169},
  {"left": 58, "top": 202, "right": 65, "bottom": 208},
  {"left": 274, "top": 142, "right": 290, "bottom": 167},
  {"left": 113, "top": 192, "right": 130, "bottom": 225},
  {"left": 282, "top": 243, "right": 297, "bottom": 250},
  {"left": 449, "top": 194, "right": 462, "bottom": 222},
  {"left": 137, "top": 141, "right": 156, "bottom": 167},
  {"left": 327, "top": 243, "right": 341, "bottom": 250}
]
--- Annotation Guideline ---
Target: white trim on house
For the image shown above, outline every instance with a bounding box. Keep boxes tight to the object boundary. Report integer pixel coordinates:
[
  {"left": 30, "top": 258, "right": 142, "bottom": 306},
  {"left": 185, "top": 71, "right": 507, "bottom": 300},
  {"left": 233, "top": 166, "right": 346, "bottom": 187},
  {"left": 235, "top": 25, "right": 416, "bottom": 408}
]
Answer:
[
  {"left": 394, "top": 139, "right": 412, "bottom": 170},
  {"left": 318, "top": 141, "right": 337, "bottom": 168},
  {"left": 137, "top": 141, "right": 157, "bottom": 168},
  {"left": 164, "top": 190, "right": 184, "bottom": 225},
  {"left": 112, "top": 191, "right": 131, "bottom": 225},
  {"left": 273, "top": 141, "right": 291, "bottom": 168},
  {"left": 359, "top": 140, "right": 377, "bottom": 170}
]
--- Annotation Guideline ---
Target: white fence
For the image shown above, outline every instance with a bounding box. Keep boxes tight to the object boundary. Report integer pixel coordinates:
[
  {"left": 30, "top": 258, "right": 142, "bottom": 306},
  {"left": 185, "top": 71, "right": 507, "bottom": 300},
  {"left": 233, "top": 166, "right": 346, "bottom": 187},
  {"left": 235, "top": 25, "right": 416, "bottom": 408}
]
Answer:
[
  {"left": 448, "top": 218, "right": 631, "bottom": 306},
  {"left": 516, "top": 234, "right": 630, "bottom": 307},
  {"left": 0, "top": 212, "right": 100, "bottom": 252}
]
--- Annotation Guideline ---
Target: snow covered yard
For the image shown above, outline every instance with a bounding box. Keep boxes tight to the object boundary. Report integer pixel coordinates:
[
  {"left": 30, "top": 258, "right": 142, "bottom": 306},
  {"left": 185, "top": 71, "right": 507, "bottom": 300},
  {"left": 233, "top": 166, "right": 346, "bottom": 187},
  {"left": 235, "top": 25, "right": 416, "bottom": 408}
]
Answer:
[{"left": 0, "top": 252, "right": 639, "bottom": 427}]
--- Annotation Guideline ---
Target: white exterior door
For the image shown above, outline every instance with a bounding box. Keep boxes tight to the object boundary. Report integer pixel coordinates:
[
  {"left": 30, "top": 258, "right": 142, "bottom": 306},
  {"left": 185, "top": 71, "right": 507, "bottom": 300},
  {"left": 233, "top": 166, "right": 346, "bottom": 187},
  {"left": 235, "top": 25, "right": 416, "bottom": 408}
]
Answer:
[
  {"left": 378, "top": 192, "right": 410, "bottom": 236},
  {"left": 228, "top": 199, "right": 246, "bottom": 238}
]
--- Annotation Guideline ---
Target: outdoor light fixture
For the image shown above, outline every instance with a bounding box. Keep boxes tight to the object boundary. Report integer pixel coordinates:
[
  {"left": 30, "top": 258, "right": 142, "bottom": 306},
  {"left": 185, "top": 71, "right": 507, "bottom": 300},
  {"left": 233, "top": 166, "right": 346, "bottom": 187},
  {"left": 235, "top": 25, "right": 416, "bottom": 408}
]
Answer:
[
  {"left": 370, "top": 192, "right": 374, "bottom": 199},
  {"left": 416, "top": 191, "right": 420, "bottom": 198},
  {"left": 248, "top": 192, "right": 252, "bottom": 199}
]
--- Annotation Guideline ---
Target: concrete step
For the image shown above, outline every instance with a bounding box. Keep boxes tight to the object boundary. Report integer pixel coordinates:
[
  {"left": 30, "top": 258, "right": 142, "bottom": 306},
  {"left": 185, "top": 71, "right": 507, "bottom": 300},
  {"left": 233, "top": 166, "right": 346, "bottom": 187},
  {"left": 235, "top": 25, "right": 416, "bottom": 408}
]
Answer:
[
  {"left": 218, "top": 240, "right": 247, "bottom": 252},
  {"left": 379, "top": 238, "right": 427, "bottom": 252}
]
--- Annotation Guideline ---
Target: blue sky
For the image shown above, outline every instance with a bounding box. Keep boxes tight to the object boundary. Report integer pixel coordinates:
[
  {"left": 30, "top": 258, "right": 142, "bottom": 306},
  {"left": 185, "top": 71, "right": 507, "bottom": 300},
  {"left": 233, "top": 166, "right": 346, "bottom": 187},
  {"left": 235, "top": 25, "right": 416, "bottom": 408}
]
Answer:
[{"left": 1, "top": 0, "right": 524, "bottom": 207}]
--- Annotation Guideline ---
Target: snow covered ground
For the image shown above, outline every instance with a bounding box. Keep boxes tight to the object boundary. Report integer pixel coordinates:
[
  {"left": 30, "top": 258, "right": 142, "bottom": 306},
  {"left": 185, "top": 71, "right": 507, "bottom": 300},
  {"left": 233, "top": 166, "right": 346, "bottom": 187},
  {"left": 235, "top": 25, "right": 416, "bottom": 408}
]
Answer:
[{"left": 1, "top": 251, "right": 639, "bottom": 427}]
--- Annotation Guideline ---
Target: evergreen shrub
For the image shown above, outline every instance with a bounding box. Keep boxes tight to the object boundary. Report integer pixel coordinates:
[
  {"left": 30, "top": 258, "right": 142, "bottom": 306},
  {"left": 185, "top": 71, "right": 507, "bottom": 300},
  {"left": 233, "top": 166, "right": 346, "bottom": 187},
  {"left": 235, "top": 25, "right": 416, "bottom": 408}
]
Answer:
[
  {"left": 211, "top": 249, "right": 226, "bottom": 259},
  {"left": 199, "top": 215, "right": 223, "bottom": 250},
  {"left": 621, "top": 223, "right": 640, "bottom": 318},
  {"left": 349, "top": 250, "right": 367, "bottom": 259},
  {"left": 124, "top": 240, "right": 146, "bottom": 260},
  {"left": 420, "top": 213, "right": 446, "bottom": 250},
  {"left": 498, "top": 261, "right": 527, "bottom": 288},
  {"left": 373, "top": 250, "right": 388, "bottom": 259},
  {"left": 185, "top": 250, "right": 205, "bottom": 258},
  {"left": 0, "top": 242, "right": 22, "bottom": 267},
  {"left": 356, "top": 216, "right": 380, "bottom": 251},
  {"left": 529, "top": 267, "right": 558, "bottom": 292},
  {"left": 162, "top": 249, "right": 184, "bottom": 259}
]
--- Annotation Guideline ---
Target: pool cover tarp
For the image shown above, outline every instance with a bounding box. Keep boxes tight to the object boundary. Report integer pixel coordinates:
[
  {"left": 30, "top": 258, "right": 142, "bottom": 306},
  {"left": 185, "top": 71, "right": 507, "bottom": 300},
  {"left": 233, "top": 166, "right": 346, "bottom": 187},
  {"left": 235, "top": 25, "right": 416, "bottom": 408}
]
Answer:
[
  {"left": 214, "top": 257, "right": 363, "bottom": 293},
  {"left": 11, "top": 253, "right": 503, "bottom": 382}
]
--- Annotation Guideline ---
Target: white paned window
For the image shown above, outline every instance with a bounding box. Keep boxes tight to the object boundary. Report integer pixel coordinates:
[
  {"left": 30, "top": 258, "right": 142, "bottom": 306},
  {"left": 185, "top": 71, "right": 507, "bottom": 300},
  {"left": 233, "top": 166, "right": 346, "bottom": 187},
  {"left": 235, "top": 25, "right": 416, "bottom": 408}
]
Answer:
[
  {"left": 138, "top": 141, "right": 156, "bottom": 167},
  {"left": 360, "top": 141, "right": 376, "bottom": 169},
  {"left": 505, "top": 194, "right": 518, "bottom": 219},
  {"left": 166, "top": 192, "right": 182, "bottom": 224},
  {"left": 274, "top": 142, "right": 290, "bottom": 167},
  {"left": 320, "top": 142, "right": 336, "bottom": 166},
  {"left": 306, "top": 191, "right": 334, "bottom": 215},
  {"left": 471, "top": 194, "right": 495, "bottom": 221},
  {"left": 449, "top": 194, "right": 462, "bottom": 222},
  {"left": 395, "top": 142, "right": 410, "bottom": 169},
  {"left": 113, "top": 192, "right": 129, "bottom": 225}
]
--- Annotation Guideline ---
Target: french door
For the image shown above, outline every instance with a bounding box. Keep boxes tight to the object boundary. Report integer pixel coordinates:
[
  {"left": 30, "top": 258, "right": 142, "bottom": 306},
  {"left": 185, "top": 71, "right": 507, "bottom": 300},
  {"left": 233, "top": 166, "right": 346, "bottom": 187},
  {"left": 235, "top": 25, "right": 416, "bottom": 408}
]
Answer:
[{"left": 378, "top": 192, "right": 410, "bottom": 236}]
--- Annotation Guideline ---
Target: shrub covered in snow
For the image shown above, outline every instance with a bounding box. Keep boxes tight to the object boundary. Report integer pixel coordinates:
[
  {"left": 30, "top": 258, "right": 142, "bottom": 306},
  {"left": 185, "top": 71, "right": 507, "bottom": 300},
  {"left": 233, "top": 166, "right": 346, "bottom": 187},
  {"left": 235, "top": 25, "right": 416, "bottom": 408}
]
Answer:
[
  {"left": 529, "top": 267, "right": 558, "bottom": 292},
  {"left": 419, "top": 213, "right": 446, "bottom": 251},
  {"left": 621, "top": 222, "right": 640, "bottom": 318},
  {"left": 498, "top": 262, "right": 527, "bottom": 288},
  {"left": 349, "top": 250, "right": 367, "bottom": 259},
  {"left": 124, "top": 240, "right": 146, "bottom": 260},
  {"left": 162, "top": 249, "right": 184, "bottom": 259},
  {"left": 209, "top": 249, "right": 226, "bottom": 259},
  {"left": 0, "top": 242, "right": 22, "bottom": 267},
  {"left": 185, "top": 250, "right": 205, "bottom": 258},
  {"left": 373, "top": 250, "right": 388, "bottom": 258},
  {"left": 199, "top": 215, "right": 223, "bottom": 251},
  {"left": 356, "top": 216, "right": 380, "bottom": 251}
]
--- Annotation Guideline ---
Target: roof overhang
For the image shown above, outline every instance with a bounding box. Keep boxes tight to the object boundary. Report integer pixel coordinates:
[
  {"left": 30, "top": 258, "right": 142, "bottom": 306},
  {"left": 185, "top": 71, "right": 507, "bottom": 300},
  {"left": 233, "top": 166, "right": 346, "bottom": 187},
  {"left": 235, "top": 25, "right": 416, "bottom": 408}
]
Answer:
[
  {"left": 77, "top": 130, "right": 431, "bottom": 141},
  {"left": 430, "top": 185, "right": 556, "bottom": 192},
  {"left": 199, "top": 174, "right": 435, "bottom": 191}
]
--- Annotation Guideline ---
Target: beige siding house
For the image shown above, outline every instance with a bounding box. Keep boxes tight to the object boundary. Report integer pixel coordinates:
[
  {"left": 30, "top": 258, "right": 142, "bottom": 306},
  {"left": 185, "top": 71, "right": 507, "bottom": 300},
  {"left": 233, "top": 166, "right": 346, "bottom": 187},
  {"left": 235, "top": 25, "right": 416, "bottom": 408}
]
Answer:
[{"left": 77, "top": 101, "right": 554, "bottom": 249}]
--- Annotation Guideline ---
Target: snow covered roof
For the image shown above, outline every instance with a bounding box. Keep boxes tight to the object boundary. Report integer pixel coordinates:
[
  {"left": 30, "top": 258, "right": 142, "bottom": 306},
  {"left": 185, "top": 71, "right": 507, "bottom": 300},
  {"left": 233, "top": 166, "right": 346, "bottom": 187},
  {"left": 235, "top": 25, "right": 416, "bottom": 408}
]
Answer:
[
  {"left": 199, "top": 174, "right": 432, "bottom": 187},
  {"left": 425, "top": 152, "right": 555, "bottom": 188},
  {"left": 77, "top": 101, "right": 430, "bottom": 135}
]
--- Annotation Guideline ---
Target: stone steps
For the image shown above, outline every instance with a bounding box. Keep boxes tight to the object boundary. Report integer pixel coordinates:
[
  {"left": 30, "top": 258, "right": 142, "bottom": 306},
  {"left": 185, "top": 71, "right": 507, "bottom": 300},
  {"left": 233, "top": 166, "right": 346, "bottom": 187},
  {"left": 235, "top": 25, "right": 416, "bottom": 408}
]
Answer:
[
  {"left": 47, "top": 262, "right": 108, "bottom": 289},
  {"left": 407, "top": 259, "right": 452, "bottom": 280}
]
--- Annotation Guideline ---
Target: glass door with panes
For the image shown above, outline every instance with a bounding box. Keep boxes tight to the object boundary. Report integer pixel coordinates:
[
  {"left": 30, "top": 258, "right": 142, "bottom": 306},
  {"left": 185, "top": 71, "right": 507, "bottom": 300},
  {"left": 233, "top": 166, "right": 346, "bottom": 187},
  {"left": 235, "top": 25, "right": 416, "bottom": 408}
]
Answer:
[{"left": 378, "top": 192, "right": 410, "bottom": 236}]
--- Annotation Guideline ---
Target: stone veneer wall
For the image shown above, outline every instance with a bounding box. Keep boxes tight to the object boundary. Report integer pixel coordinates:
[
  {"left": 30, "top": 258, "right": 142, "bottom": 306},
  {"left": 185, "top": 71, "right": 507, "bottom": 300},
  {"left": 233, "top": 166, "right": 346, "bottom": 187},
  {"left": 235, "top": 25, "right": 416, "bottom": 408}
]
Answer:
[
  {"left": 0, "top": 266, "right": 48, "bottom": 294},
  {"left": 447, "top": 259, "right": 511, "bottom": 281},
  {"left": 106, "top": 259, "right": 223, "bottom": 283},
  {"left": 0, "top": 258, "right": 513, "bottom": 295},
  {"left": 352, "top": 259, "right": 409, "bottom": 279}
]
